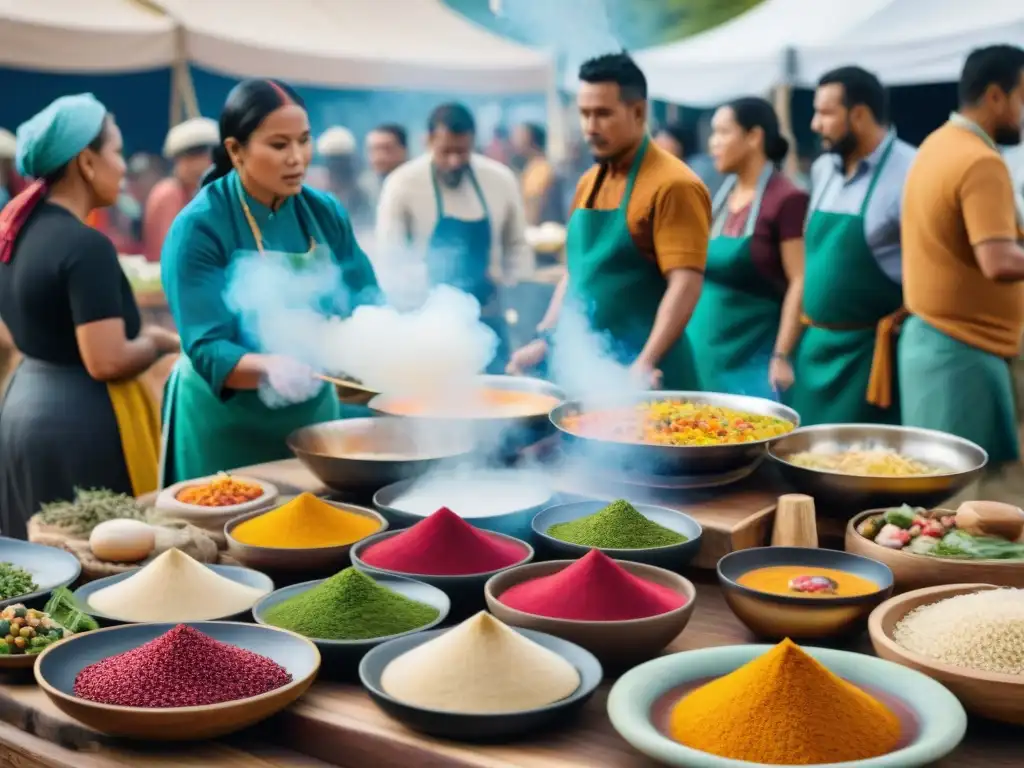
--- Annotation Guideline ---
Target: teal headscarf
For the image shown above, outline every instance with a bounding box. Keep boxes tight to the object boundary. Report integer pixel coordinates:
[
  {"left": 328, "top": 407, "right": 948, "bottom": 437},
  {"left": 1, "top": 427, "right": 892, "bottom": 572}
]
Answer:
[{"left": 15, "top": 93, "right": 107, "bottom": 179}]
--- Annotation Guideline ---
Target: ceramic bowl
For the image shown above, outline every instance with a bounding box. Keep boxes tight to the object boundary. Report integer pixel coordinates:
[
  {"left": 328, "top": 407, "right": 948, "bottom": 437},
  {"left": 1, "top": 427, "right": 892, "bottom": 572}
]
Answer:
[
  {"left": 531, "top": 501, "right": 702, "bottom": 571},
  {"left": 34, "top": 621, "right": 319, "bottom": 740},
  {"left": 155, "top": 475, "right": 278, "bottom": 533},
  {"left": 372, "top": 471, "right": 554, "bottom": 541},
  {"left": 846, "top": 508, "right": 1024, "bottom": 591},
  {"left": 225, "top": 501, "right": 388, "bottom": 574},
  {"left": 768, "top": 424, "right": 987, "bottom": 515},
  {"left": 359, "top": 626, "right": 602, "bottom": 740},
  {"left": 869, "top": 583, "right": 1024, "bottom": 725},
  {"left": 287, "top": 417, "right": 476, "bottom": 494},
  {"left": 607, "top": 644, "right": 966, "bottom": 767},
  {"left": 252, "top": 573, "right": 449, "bottom": 674},
  {"left": 350, "top": 530, "right": 534, "bottom": 619},
  {"left": 717, "top": 546, "right": 894, "bottom": 640},
  {"left": 0, "top": 537, "right": 82, "bottom": 609},
  {"left": 484, "top": 559, "right": 696, "bottom": 668},
  {"left": 73, "top": 564, "right": 274, "bottom": 625}
]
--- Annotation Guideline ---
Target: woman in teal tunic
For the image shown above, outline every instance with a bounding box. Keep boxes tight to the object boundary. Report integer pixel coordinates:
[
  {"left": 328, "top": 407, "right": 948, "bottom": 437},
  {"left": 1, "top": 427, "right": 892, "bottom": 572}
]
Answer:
[
  {"left": 687, "top": 98, "right": 808, "bottom": 401},
  {"left": 160, "top": 79, "right": 379, "bottom": 484}
]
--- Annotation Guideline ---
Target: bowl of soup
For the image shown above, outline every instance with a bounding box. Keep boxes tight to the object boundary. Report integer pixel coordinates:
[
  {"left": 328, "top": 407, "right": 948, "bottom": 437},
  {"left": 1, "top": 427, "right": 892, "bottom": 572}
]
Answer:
[{"left": 717, "top": 546, "right": 894, "bottom": 640}]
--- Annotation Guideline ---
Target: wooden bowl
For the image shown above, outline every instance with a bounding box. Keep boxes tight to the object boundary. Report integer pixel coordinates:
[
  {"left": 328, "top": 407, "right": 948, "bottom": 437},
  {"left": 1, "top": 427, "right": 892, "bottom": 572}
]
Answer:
[
  {"left": 34, "top": 621, "right": 320, "bottom": 740},
  {"left": 846, "top": 509, "right": 1024, "bottom": 591},
  {"left": 484, "top": 560, "right": 695, "bottom": 668},
  {"left": 717, "top": 546, "right": 894, "bottom": 640},
  {"left": 156, "top": 476, "right": 278, "bottom": 534},
  {"left": 531, "top": 502, "right": 702, "bottom": 572},
  {"left": 869, "top": 583, "right": 1024, "bottom": 725},
  {"left": 225, "top": 501, "right": 388, "bottom": 573}
]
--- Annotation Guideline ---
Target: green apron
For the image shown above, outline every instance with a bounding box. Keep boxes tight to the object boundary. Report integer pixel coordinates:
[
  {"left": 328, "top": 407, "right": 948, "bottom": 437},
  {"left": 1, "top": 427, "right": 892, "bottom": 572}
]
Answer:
[
  {"left": 159, "top": 177, "right": 345, "bottom": 485},
  {"left": 789, "top": 137, "right": 903, "bottom": 425},
  {"left": 899, "top": 113, "right": 1022, "bottom": 464},
  {"left": 564, "top": 136, "right": 697, "bottom": 389},
  {"left": 687, "top": 163, "right": 780, "bottom": 400}
]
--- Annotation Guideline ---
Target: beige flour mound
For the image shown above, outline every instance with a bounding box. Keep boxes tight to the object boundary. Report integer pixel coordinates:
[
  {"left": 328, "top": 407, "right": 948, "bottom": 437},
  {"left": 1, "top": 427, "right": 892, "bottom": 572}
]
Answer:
[
  {"left": 380, "top": 612, "right": 580, "bottom": 714},
  {"left": 87, "top": 548, "right": 268, "bottom": 622}
]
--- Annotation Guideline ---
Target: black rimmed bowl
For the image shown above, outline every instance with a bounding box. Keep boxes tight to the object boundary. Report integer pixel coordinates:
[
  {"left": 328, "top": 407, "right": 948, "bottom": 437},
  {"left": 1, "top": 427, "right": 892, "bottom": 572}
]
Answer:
[
  {"left": 34, "top": 621, "right": 320, "bottom": 740},
  {"left": 531, "top": 501, "right": 702, "bottom": 571},
  {"left": 0, "top": 537, "right": 82, "bottom": 609},
  {"left": 768, "top": 423, "right": 988, "bottom": 514},
  {"left": 717, "top": 546, "right": 894, "bottom": 641},
  {"left": 372, "top": 471, "right": 554, "bottom": 541},
  {"left": 224, "top": 501, "right": 388, "bottom": 574},
  {"left": 358, "top": 625, "right": 602, "bottom": 741},
  {"left": 350, "top": 530, "right": 534, "bottom": 619},
  {"left": 251, "top": 573, "right": 449, "bottom": 675},
  {"left": 73, "top": 564, "right": 274, "bottom": 625}
]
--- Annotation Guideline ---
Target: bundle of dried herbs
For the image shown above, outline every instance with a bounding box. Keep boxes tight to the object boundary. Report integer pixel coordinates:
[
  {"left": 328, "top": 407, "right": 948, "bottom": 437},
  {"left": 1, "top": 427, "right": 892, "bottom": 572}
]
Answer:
[{"left": 36, "top": 488, "right": 148, "bottom": 536}]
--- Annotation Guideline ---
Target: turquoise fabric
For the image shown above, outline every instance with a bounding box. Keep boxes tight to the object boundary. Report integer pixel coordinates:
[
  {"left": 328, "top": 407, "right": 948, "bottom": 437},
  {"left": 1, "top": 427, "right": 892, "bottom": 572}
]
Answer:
[
  {"left": 159, "top": 171, "right": 380, "bottom": 483},
  {"left": 15, "top": 94, "right": 107, "bottom": 178}
]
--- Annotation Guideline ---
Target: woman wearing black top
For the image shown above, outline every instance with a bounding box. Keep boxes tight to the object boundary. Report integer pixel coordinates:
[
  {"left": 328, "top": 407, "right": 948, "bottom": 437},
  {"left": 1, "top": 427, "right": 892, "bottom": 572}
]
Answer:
[{"left": 0, "top": 94, "right": 179, "bottom": 538}]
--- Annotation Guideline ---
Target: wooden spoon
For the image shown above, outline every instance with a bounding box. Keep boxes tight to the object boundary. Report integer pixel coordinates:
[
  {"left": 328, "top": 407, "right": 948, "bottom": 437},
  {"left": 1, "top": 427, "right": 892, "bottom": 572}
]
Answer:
[{"left": 314, "top": 373, "right": 380, "bottom": 396}]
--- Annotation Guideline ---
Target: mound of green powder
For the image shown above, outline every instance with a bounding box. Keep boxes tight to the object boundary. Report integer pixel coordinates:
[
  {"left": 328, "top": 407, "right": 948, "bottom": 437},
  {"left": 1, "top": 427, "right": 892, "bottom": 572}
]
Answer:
[
  {"left": 547, "top": 499, "right": 688, "bottom": 549},
  {"left": 263, "top": 568, "right": 440, "bottom": 641}
]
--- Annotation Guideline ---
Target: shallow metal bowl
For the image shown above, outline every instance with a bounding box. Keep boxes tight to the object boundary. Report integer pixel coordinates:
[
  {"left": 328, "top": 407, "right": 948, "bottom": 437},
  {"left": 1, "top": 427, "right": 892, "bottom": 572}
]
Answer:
[
  {"left": 550, "top": 391, "right": 799, "bottom": 476},
  {"left": 287, "top": 418, "right": 476, "bottom": 494},
  {"left": 768, "top": 424, "right": 987, "bottom": 514}
]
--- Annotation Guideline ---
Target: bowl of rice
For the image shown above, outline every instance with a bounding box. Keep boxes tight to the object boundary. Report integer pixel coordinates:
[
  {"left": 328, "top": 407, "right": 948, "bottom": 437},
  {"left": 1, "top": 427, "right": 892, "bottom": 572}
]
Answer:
[
  {"left": 868, "top": 583, "right": 1024, "bottom": 725},
  {"left": 768, "top": 424, "right": 987, "bottom": 514}
]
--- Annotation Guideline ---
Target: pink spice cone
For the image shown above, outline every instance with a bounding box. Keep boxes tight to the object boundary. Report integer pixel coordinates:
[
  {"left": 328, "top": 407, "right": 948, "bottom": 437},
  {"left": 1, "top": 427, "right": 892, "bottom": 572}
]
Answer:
[
  {"left": 500, "top": 549, "right": 687, "bottom": 621},
  {"left": 360, "top": 506, "right": 526, "bottom": 575}
]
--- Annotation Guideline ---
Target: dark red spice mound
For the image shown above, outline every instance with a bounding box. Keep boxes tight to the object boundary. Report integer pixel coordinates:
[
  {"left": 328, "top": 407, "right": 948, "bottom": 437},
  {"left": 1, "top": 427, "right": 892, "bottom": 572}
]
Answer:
[
  {"left": 73, "top": 625, "right": 292, "bottom": 708},
  {"left": 360, "top": 507, "right": 526, "bottom": 575},
  {"left": 500, "top": 549, "right": 687, "bottom": 621}
]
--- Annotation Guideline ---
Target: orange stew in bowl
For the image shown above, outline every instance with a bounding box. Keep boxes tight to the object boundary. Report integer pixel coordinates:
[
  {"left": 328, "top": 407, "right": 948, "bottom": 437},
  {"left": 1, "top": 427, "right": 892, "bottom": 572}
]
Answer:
[
  {"left": 381, "top": 388, "right": 559, "bottom": 418},
  {"left": 176, "top": 475, "right": 264, "bottom": 507}
]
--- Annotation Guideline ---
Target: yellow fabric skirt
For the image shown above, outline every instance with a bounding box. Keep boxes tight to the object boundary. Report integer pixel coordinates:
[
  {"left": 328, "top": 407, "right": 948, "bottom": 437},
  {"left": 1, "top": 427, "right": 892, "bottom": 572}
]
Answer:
[{"left": 106, "top": 378, "right": 161, "bottom": 496}]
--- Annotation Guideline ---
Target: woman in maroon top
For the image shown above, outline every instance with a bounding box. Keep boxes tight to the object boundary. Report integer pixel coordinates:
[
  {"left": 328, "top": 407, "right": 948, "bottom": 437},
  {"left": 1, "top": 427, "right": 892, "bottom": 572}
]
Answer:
[{"left": 686, "top": 97, "right": 808, "bottom": 401}]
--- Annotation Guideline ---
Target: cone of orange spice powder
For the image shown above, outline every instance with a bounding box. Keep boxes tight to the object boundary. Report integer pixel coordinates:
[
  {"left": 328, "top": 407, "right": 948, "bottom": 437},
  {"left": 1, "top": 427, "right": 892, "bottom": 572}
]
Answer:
[{"left": 669, "top": 639, "right": 901, "bottom": 765}]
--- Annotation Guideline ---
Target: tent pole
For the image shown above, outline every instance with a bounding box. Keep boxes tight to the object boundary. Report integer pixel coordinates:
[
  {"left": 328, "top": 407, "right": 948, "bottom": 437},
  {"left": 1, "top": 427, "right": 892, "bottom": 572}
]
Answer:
[{"left": 774, "top": 47, "right": 798, "bottom": 178}]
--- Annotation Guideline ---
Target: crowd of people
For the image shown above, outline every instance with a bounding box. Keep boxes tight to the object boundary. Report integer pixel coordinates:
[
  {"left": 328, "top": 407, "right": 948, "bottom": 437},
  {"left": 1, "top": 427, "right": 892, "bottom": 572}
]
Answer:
[{"left": 0, "top": 42, "right": 1022, "bottom": 538}]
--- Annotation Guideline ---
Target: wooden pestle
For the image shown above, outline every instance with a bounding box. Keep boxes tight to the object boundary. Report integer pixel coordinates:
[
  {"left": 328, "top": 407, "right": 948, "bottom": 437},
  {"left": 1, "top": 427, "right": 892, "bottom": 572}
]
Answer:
[{"left": 772, "top": 494, "right": 818, "bottom": 548}]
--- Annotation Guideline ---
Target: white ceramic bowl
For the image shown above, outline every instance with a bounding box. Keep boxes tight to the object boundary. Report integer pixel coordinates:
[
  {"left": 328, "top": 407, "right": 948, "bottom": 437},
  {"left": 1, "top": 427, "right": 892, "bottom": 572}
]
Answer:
[{"left": 155, "top": 476, "right": 278, "bottom": 533}]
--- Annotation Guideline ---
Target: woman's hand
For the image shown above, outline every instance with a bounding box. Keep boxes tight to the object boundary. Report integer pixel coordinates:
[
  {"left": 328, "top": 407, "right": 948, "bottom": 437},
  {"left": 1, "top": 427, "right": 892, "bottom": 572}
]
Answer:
[
  {"left": 259, "top": 356, "right": 323, "bottom": 406},
  {"left": 141, "top": 326, "right": 180, "bottom": 355},
  {"left": 769, "top": 354, "right": 794, "bottom": 392},
  {"left": 506, "top": 339, "right": 548, "bottom": 375}
]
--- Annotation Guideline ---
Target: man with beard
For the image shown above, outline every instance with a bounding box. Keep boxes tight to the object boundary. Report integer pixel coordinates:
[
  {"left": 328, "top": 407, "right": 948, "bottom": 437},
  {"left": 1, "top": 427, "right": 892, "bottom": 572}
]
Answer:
[
  {"left": 506, "top": 52, "right": 710, "bottom": 389},
  {"left": 900, "top": 45, "right": 1024, "bottom": 480},
  {"left": 788, "top": 66, "right": 915, "bottom": 425},
  {"left": 375, "top": 103, "right": 532, "bottom": 372}
]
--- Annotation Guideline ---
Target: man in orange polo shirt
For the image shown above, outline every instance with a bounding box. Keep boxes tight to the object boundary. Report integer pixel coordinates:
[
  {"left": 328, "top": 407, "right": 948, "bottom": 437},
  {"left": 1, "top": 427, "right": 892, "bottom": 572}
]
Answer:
[
  {"left": 900, "top": 45, "right": 1024, "bottom": 472},
  {"left": 507, "top": 52, "right": 710, "bottom": 388}
]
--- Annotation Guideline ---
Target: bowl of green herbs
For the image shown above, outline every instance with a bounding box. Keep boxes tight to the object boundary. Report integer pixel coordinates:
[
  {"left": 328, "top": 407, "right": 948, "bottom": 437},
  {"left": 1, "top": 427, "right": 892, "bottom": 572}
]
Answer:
[
  {"left": 531, "top": 500, "right": 702, "bottom": 571},
  {"left": 31, "top": 488, "right": 149, "bottom": 541},
  {"left": 252, "top": 567, "right": 449, "bottom": 675},
  {"left": 0, "top": 538, "right": 81, "bottom": 609}
]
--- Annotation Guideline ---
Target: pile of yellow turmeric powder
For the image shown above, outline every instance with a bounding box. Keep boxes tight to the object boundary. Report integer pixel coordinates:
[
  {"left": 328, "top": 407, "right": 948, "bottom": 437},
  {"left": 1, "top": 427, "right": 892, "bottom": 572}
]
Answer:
[
  {"left": 231, "top": 493, "right": 380, "bottom": 549},
  {"left": 669, "top": 639, "right": 901, "bottom": 765}
]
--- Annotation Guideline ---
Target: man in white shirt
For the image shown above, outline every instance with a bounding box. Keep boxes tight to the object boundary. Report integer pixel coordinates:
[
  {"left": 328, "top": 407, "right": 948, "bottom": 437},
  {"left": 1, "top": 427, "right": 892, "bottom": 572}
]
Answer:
[{"left": 375, "top": 103, "right": 534, "bottom": 372}]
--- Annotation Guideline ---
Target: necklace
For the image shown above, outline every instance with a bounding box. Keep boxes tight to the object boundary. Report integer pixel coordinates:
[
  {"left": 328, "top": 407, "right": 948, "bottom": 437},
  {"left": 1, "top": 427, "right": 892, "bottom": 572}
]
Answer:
[{"left": 236, "top": 176, "right": 315, "bottom": 254}]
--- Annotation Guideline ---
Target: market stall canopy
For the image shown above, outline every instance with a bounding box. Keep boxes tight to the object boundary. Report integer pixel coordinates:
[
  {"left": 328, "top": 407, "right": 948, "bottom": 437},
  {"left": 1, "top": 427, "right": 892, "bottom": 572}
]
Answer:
[
  {"left": 631, "top": 0, "right": 899, "bottom": 107},
  {"left": 152, "top": 0, "right": 552, "bottom": 93},
  {"left": 798, "top": 0, "right": 1024, "bottom": 86},
  {"left": 0, "top": 0, "right": 176, "bottom": 72}
]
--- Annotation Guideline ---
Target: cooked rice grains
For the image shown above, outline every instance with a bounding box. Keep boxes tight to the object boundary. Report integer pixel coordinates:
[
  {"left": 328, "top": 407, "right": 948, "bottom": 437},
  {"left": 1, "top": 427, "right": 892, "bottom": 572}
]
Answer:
[{"left": 892, "top": 588, "right": 1024, "bottom": 675}]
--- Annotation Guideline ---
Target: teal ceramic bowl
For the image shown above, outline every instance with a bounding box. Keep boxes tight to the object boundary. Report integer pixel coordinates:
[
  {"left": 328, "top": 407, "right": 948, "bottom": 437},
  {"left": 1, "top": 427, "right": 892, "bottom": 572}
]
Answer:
[{"left": 607, "top": 644, "right": 967, "bottom": 768}]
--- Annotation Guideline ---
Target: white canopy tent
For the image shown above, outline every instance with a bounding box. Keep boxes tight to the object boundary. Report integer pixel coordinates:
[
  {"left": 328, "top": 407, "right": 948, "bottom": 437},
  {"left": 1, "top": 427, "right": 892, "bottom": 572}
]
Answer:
[
  {"left": 152, "top": 0, "right": 552, "bottom": 94},
  {"left": 0, "top": 0, "right": 176, "bottom": 72},
  {"left": 632, "top": 0, "right": 897, "bottom": 107},
  {"left": 798, "top": 0, "right": 1024, "bottom": 86}
]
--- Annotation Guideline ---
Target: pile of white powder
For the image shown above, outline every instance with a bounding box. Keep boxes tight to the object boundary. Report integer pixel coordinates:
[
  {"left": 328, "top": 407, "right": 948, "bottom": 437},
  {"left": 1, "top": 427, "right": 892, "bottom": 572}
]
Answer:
[{"left": 892, "top": 588, "right": 1024, "bottom": 675}]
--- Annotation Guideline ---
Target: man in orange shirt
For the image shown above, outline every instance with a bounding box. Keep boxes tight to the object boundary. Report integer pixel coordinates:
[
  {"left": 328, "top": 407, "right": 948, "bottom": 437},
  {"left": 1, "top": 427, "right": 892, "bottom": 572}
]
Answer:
[
  {"left": 507, "top": 53, "right": 710, "bottom": 388},
  {"left": 900, "top": 45, "right": 1024, "bottom": 467},
  {"left": 143, "top": 117, "right": 218, "bottom": 262}
]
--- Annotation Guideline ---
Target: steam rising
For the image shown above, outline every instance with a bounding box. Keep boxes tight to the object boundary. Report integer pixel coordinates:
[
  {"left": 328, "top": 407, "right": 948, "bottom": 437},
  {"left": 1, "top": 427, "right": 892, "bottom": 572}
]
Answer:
[{"left": 548, "top": 299, "right": 633, "bottom": 404}]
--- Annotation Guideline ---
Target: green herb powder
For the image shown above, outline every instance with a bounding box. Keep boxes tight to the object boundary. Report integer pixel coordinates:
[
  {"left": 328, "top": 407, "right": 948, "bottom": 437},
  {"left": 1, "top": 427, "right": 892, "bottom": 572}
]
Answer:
[
  {"left": 547, "top": 499, "right": 687, "bottom": 549},
  {"left": 0, "top": 562, "right": 37, "bottom": 601},
  {"left": 263, "top": 568, "right": 440, "bottom": 641}
]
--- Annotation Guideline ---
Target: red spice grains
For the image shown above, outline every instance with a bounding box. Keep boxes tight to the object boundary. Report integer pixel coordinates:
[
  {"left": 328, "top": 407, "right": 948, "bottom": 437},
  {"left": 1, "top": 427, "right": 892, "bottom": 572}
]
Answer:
[
  {"left": 359, "top": 507, "right": 527, "bottom": 575},
  {"left": 499, "top": 549, "right": 687, "bottom": 621},
  {"left": 73, "top": 625, "right": 292, "bottom": 708}
]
